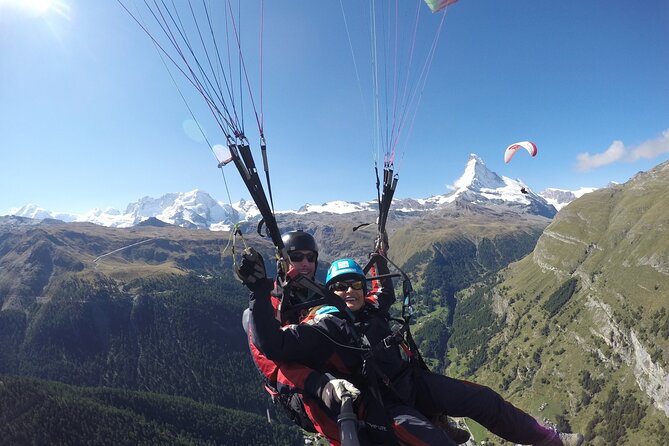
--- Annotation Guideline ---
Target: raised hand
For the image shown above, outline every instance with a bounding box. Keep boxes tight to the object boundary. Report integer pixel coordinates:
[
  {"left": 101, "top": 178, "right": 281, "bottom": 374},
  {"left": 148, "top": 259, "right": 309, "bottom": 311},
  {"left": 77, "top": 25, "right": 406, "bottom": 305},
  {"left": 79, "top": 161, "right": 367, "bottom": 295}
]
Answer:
[{"left": 236, "top": 247, "right": 267, "bottom": 288}]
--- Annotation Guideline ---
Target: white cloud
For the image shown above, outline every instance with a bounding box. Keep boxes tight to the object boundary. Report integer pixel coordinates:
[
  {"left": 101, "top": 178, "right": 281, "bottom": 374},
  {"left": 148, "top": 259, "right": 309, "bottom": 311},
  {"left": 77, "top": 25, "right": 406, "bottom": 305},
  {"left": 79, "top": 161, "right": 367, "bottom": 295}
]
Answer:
[
  {"left": 626, "top": 129, "right": 669, "bottom": 162},
  {"left": 575, "top": 129, "right": 669, "bottom": 172},
  {"left": 575, "top": 140, "right": 625, "bottom": 172}
]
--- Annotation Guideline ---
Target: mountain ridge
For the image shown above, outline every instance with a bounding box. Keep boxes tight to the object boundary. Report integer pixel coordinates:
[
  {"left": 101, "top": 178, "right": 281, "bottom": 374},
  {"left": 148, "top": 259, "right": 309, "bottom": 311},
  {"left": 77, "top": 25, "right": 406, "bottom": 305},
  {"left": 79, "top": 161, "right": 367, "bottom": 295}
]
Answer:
[{"left": 7, "top": 154, "right": 583, "bottom": 229}]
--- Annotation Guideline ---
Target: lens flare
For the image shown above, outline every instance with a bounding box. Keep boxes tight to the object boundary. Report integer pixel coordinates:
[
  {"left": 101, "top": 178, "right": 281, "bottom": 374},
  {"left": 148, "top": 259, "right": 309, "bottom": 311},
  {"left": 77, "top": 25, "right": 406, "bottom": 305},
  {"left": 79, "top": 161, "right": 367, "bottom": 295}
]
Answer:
[{"left": 182, "top": 119, "right": 207, "bottom": 143}]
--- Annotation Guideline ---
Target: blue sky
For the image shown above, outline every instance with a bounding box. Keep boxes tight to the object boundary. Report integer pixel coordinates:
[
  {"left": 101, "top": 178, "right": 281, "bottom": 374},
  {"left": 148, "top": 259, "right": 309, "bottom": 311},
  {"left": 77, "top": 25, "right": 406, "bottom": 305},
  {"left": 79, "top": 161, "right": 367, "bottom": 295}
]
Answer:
[{"left": 1, "top": 0, "right": 668, "bottom": 215}]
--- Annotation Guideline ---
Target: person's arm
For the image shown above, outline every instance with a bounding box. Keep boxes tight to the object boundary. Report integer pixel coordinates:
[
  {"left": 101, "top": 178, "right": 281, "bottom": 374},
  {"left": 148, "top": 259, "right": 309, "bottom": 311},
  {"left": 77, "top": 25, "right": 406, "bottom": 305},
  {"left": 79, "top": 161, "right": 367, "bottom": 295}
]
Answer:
[
  {"left": 368, "top": 253, "right": 395, "bottom": 314},
  {"left": 238, "top": 248, "right": 325, "bottom": 362},
  {"left": 277, "top": 363, "right": 357, "bottom": 400},
  {"left": 249, "top": 326, "right": 336, "bottom": 401},
  {"left": 247, "top": 277, "right": 323, "bottom": 361}
]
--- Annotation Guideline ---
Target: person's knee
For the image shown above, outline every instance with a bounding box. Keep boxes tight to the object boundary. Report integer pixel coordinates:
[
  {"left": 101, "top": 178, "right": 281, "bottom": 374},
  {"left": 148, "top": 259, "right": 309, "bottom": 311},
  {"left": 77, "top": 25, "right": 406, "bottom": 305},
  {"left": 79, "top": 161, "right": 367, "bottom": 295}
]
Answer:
[{"left": 392, "top": 413, "right": 457, "bottom": 445}]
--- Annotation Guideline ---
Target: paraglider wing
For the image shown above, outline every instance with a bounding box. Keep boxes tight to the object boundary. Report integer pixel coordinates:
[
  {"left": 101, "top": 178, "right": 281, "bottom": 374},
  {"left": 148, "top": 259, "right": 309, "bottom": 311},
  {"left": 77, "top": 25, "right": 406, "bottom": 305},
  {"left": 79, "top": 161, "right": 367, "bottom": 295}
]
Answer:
[
  {"left": 504, "top": 141, "right": 538, "bottom": 163},
  {"left": 424, "top": 0, "right": 459, "bottom": 13}
]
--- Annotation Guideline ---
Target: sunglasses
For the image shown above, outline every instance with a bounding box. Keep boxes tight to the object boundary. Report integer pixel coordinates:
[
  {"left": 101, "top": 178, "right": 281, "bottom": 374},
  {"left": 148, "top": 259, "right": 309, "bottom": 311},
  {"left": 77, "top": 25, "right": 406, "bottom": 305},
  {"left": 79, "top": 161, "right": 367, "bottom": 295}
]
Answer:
[
  {"left": 289, "top": 251, "right": 317, "bottom": 263},
  {"left": 329, "top": 280, "right": 364, "bottom": 292}
]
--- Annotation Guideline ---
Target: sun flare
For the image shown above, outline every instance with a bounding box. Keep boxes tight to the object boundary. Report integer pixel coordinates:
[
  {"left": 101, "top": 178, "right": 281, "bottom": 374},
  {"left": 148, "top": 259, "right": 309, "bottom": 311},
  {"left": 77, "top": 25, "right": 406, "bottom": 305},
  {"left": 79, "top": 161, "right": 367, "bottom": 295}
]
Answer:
[
  {"left": 26, "top": 0, "right": 53, "bottom": 13},
  {"left": 0, "top": 0, "right": 69, "bottom": 18}
]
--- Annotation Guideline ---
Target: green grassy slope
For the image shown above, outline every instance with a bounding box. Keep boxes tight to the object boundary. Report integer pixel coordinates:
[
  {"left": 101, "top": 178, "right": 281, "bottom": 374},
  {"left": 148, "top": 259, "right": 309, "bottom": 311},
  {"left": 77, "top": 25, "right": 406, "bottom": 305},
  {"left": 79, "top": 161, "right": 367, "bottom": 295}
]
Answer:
[{"left": 444, "top": 161, "right": 669, "bottom": 445}]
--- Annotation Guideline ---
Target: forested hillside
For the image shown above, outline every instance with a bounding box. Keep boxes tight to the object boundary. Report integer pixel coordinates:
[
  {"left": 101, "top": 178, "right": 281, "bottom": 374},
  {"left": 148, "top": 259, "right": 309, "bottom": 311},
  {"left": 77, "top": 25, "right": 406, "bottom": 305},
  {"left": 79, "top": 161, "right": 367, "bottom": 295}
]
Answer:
[
  {"left": 0, "top": 375, "right": 302, "bottom": 445},
  {"left": 1, "top": 273, "right": 265, "bottom": 412}
]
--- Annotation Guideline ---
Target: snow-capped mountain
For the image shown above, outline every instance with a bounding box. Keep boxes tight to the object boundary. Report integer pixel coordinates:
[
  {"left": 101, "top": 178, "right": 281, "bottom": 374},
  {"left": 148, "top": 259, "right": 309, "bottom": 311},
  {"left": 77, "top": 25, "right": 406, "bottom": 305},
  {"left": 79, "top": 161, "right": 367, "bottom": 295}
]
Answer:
[
  {"left": 8, "top": 191, "right": 259, "bottom": 230},
  {"left": 8, "top": 204, "right": 78, "bottom": 223},
  {"left": 423, "top": 153, "right": 556, "bottom": 217},
  {"left": 379, "top": 154, "right": 555, "bottom": 218},
  {"left": 539, "top": 187, "right": 598, "bottom": 211},
  {"left": 294, "top": 201, "right": 376, "bottom": 214},
  {"left": 120, "top": 190, "right": 260, "bottom": 230},
  {"left": 7, "top": 154, "right": 585, "bottom": 229}
]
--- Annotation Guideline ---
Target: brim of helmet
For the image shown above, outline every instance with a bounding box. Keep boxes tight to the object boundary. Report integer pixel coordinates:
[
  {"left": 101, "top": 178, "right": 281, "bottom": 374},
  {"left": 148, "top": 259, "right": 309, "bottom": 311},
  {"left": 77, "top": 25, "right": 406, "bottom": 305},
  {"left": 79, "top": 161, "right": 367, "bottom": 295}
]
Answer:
[{"left": 327, "top": 272, "right": 366, "bottom": 287}]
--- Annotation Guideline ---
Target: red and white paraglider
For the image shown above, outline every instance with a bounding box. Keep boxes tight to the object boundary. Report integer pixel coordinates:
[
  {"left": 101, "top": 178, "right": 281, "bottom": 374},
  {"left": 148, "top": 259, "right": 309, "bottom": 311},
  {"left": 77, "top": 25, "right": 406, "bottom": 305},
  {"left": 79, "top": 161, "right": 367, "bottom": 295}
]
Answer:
[{"left": 504, "top": 141, "right": 537, "bottom": 163}]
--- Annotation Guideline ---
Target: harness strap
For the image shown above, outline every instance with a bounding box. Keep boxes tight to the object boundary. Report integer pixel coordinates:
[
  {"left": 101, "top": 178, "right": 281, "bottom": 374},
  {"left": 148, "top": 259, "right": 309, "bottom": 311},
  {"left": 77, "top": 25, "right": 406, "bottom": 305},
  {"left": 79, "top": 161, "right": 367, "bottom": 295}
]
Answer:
[
  {"left": 371, "top": 324, "right": 408, "bottom": 356},
  {"left": 405, "top": 325, "right": 430, "bottom": 371}
]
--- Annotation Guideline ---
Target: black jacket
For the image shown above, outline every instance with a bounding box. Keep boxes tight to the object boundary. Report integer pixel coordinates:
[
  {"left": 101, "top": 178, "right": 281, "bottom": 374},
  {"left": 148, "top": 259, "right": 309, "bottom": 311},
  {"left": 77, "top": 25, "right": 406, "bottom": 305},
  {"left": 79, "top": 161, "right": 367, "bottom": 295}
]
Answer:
[{"left": 248, "top": 258, "right": 414, "bottom": 404}]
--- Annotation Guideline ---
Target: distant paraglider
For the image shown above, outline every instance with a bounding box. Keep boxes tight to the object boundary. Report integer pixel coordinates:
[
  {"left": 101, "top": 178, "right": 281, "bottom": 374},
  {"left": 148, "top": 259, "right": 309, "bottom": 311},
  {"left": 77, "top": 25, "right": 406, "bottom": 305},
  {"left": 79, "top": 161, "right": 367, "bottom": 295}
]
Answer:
[{"left": 504, "top": 141, "right": 538, "bottom": 163}]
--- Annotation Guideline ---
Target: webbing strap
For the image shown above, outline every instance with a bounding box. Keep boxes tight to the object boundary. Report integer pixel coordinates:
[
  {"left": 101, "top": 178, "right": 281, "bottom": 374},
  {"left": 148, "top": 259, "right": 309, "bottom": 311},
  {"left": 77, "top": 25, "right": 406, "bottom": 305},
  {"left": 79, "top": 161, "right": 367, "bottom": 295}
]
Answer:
[{"left": 227, "top": 142, "right": 286, "bottom": 259}]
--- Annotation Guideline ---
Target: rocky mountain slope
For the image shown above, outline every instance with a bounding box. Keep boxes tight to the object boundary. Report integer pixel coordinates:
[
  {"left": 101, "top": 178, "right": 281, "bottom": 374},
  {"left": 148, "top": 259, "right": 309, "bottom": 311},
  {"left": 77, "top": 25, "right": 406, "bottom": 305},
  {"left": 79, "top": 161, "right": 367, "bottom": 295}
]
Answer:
[
  {"left": 448, "top": 160, "right": 669, "bottom": 445},
  {"left": 539, "top": 187, "right": 599, "bottom": 211}
]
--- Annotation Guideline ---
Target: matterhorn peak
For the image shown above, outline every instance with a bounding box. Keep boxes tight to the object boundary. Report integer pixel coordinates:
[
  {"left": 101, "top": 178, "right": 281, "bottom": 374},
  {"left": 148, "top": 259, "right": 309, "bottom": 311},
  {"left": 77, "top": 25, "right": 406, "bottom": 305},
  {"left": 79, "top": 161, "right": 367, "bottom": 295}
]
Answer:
[
  {"left": 452, "top": 154, "right": 506, "bottom": 192},
  {"left": 431, "top": 153, "right": 556, "bottom": 218}
]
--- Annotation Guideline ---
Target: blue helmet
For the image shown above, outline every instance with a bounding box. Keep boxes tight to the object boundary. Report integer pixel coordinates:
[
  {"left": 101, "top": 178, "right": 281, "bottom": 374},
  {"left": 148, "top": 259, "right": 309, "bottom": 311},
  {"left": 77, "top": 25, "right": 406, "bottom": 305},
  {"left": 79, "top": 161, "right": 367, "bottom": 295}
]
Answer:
[{"left": 326, "top": 258, "right": 365, "bottom": 287}]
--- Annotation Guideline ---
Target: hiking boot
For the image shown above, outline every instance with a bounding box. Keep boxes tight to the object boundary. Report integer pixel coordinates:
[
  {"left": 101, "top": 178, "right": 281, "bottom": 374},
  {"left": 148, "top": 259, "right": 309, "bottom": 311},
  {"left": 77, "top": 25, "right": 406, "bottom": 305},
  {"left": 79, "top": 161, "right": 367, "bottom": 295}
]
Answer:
[
  {"left": 432, "top": 414, "right": 471, "bottom": 444},
  {"left": 535, "top": 431, "right": 584, "bottom": 446}
]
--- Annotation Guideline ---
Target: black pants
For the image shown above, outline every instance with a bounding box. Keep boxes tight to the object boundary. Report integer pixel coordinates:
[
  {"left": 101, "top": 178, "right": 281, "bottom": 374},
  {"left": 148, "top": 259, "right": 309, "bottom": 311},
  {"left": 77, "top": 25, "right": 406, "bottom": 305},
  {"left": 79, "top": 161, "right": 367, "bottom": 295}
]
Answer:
[{"left": 412, "top": 369, "right": 553, "bottom": 444}]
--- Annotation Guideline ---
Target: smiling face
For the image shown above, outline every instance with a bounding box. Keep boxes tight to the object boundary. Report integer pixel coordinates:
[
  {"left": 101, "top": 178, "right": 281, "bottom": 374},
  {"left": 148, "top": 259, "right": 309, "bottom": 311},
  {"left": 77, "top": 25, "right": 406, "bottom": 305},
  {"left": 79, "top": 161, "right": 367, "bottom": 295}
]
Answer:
[
  {"left": 329, "top": 277, "right": 366, "bottom": 312},
  {"left": 288, "top": 249, "right": 317, "bottom": 278}
]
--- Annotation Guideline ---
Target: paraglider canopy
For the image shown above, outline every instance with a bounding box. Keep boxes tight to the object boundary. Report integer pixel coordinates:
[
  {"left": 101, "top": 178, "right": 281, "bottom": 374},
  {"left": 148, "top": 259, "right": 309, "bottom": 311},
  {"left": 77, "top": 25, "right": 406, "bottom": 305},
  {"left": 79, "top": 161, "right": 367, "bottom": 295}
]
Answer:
[{"left": 504, "top": 141, "right": 538, "bottom": 163}]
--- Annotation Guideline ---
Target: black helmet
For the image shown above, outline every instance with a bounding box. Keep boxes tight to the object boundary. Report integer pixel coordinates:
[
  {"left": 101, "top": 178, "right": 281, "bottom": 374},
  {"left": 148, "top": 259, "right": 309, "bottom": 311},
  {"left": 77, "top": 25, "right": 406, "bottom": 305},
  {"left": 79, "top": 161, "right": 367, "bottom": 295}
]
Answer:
[{"left": 282, "top": 230, "right": 318, "bottom": 255}]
